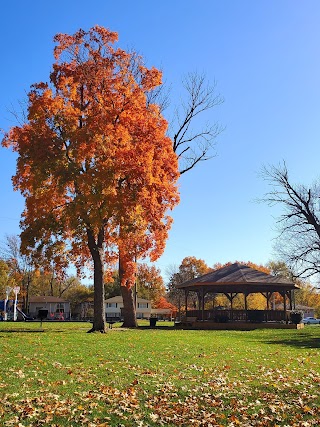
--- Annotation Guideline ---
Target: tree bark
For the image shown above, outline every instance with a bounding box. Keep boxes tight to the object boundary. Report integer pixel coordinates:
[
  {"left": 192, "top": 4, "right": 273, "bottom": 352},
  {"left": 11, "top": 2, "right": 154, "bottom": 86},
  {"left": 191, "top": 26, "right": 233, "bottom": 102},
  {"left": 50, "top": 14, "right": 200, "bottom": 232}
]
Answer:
[
  {"left": 120, "top": 285, "right": 137, "bottom": 327},
  {"left": 119, "top": 253, "right": 137, "bottom": 327},
  {"left": 87, "top": 228, "right": 106, "bottom": 332},
  {"left": 24, "top": 273, "right": 32, "bottom": 313}
]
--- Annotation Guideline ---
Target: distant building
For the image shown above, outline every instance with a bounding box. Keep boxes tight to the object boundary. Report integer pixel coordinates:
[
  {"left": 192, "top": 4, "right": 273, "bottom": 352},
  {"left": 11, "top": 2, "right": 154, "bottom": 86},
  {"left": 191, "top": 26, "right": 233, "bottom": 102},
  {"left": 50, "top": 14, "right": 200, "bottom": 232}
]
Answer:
[
  {"left": 28, "top": 296, "right": 71, "bottom": 320},
  {"left": 296, "top": 305, "right": 315, "bottom": 318},
  {"left": 276, "top": 303, "right": 315, "bottom": 318},
  {"left": 105, "top": 295, "right": 151, "bottom": 319}
]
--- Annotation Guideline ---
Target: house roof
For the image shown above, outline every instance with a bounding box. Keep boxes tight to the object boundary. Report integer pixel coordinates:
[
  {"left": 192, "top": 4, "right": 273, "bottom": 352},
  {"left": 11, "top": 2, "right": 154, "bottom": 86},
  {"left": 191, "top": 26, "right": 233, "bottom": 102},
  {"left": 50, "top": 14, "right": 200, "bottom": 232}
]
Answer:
[
  {"left": 29, "top": 296, "right": 68, "bottom": 303},
  {"left": 151, "top": 308, "right": 172, "bottom": 314},
  {"left": 176, "top": 263, "right": 299, "bottom": 294},
  {"left": 294, "top": 304, "right": 315, "bottom": 310},
  {"left": 105, "top": 296, "right": 150, "bottom": 303}
]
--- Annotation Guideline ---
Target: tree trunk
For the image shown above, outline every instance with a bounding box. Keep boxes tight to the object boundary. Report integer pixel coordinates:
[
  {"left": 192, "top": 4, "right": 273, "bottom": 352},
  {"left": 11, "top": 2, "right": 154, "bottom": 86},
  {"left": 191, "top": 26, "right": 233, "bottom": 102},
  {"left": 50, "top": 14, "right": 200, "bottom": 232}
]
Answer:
[
  {"left": 50, "top": 272, "right": 54, "bottom": 296},
  {"left": 120, "top": 285, "right": 137, "bottom": 327},
  {"left": 87, "top": 228, "right": 106, "bottom": 332},
  {"left": 25, "top": 274, "right": 31, "bottom": 313},
  {"left": 119, "top": 252, "right": 137, "bottom": 327}
]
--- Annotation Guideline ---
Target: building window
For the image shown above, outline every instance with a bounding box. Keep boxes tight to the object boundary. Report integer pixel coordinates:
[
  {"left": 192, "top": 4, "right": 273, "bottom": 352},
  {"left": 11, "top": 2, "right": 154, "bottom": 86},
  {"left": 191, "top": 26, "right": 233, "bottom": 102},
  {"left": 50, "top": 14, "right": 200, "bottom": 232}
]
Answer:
[
  {"left": 56, "top": 303, "right": 65, "bottom": 313},
  {"left": 106, "top": 312, "right": 119, "bottom": 318},
  {"left": 107, "top": 303, "right": 117, "bottom": 308},
  {"left": 138, "top": 302, "right": 148, "bottom": 308}
]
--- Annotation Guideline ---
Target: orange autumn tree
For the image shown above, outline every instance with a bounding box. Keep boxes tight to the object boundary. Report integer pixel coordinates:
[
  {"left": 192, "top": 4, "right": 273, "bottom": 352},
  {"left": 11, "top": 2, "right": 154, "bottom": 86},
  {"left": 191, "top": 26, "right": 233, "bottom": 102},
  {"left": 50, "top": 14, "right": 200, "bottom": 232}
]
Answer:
[
  {"left": 154, "top": 296, "right": 177, "bottom": 317},
  {"left": 2, "top": 26, "right": 179, "bottom": 332},
  {"left": 135, "top": 264, "right": 166, "bottom": 304},
  {"left": 179, "top": 256, "right": 212, "bottom": 280},
  {"left": 167, "top": 256, "right": 211, "bottom": 308}
]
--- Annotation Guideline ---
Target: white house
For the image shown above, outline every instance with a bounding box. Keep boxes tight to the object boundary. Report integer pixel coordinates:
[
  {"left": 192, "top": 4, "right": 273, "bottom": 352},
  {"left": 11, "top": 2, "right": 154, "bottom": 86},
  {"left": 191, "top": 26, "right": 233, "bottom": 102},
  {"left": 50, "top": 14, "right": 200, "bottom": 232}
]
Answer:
[{"left": 105, "top": 295, "right": 151, "bottom": 319}]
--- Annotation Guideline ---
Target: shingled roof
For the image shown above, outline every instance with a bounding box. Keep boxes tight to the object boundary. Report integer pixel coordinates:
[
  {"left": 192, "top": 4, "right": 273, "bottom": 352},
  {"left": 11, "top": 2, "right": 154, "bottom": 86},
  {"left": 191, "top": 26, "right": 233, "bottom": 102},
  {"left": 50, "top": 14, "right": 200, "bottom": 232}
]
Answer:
[
  {"left": 176, "top": 263, "right": 298, "bottom": 293},
  {"left": 29, "top": 296, "right": 68, "bottom": 303}
]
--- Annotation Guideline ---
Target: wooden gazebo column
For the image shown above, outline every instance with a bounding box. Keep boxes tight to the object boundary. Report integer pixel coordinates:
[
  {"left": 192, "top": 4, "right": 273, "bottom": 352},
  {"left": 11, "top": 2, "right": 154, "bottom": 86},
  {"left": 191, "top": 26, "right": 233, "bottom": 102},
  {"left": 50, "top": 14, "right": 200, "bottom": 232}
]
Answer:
[
  {"left": 185, "top": 290, "right": 189, "bottom": 317},
  {"left": 196, "top": 288, "right": 206, "bottom": 321},
  {"left": 266, "top": 292, "right": 270, "bottom": 310},
  {"left": 224, "top": 293, "right": 238, "bottom": 321},
  {"left": 244, "top": 292, "right": 248, "bottom": 321},
  {"left": 283, "top": 291, "right": 287, "bottom": 322},
  {"left": 291, "top": 290, "right": 296, "bottom": 309},
  {"left": 288, "top": 290, "right": 293, "bottom": 310},
  {"left": 201, "top": 288, "right": 205, "bottom": 321}
]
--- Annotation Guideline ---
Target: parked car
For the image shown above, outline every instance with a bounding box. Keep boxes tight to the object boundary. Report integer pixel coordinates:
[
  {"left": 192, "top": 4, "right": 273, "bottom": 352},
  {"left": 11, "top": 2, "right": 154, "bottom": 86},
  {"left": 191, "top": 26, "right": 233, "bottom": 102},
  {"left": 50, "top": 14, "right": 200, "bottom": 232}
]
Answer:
[{"left": 302, "top": 317, "right": 320, "bottom": 325}]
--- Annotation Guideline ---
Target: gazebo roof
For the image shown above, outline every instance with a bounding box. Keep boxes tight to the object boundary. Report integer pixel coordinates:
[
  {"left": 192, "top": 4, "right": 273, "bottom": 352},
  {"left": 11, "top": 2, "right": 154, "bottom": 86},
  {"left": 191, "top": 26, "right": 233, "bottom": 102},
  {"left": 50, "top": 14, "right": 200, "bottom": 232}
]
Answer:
[{"left": 176, "top": 262, "right": 299, "bottom": 294}]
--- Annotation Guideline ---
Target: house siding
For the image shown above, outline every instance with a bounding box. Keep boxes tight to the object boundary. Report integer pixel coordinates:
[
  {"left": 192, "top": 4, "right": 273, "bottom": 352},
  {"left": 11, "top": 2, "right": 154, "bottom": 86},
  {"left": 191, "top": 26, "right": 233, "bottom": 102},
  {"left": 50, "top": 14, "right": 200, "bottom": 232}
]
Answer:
[
  {"left": 28, "top": 298, "right": 71, "bottom": 320},
  {"left": 105, "top": 296, "right": 151, "bottom": 319}
]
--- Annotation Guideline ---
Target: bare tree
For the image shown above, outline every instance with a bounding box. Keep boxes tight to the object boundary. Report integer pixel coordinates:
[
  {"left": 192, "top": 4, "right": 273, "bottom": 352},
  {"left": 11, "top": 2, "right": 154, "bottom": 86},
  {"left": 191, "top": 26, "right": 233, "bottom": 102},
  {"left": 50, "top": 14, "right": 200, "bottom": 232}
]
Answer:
[
  {"left": 170, "top": 72, "right": 224, "bottom": 174},
  {"left": 261, "top": 163, "right": 320, "bottom": 279}
]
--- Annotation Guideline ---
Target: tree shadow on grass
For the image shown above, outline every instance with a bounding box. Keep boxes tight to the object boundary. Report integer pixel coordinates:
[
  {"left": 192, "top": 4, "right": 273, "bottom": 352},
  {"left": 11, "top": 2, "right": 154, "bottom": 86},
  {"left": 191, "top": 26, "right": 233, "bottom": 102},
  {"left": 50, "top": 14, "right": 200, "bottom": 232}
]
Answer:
[{"left": 264, "top": 332, "right": 320, "bottom": 349}]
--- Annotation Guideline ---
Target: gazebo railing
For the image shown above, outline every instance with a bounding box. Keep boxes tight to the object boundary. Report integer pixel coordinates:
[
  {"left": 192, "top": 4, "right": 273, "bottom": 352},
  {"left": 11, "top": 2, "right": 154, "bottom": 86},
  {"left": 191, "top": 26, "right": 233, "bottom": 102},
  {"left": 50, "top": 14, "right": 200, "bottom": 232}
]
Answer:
[{"left": 186, "top": 309, "right": 288, "bottom": 322}]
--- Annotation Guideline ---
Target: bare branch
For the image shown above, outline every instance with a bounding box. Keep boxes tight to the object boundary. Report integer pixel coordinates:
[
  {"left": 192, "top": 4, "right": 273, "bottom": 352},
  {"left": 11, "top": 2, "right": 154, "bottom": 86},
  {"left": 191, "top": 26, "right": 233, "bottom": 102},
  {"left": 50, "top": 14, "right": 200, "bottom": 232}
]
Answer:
[
  {"left": 170, "top": 72, "right": 224, "bottom": 174},
  {"left": 146, "top": 82, "right": 170, "bottom": 113}
]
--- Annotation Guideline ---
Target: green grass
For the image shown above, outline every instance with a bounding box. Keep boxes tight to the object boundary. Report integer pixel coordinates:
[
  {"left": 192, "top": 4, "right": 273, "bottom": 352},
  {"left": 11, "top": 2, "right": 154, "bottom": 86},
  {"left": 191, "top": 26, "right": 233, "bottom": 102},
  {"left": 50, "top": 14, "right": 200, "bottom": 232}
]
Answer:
[{"left": 0, "top": 322, "right": 319, "bottom": 426}]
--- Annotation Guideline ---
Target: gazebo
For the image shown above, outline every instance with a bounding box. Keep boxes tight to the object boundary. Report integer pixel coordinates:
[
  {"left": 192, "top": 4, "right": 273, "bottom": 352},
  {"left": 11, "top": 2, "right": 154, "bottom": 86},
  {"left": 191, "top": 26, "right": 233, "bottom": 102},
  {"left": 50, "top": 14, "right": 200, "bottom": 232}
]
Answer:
[{"left": 176, "top": 263, "right": 301, "bottom": 329}]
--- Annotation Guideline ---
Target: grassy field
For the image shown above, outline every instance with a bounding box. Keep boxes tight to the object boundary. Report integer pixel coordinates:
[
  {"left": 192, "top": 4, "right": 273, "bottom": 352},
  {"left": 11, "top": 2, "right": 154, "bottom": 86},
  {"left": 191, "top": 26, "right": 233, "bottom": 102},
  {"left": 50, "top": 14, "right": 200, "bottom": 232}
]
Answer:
[{"left": 0, "top": 322, "right": 319, "bottom": 426}]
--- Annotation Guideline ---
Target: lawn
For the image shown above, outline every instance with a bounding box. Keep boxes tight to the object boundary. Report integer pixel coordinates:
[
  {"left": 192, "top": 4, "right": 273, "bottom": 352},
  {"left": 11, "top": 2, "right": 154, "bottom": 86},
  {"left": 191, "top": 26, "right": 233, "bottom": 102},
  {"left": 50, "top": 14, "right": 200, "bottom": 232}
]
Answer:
[{"left": 0, "top": 322, "right": 319, "bottom": 426}]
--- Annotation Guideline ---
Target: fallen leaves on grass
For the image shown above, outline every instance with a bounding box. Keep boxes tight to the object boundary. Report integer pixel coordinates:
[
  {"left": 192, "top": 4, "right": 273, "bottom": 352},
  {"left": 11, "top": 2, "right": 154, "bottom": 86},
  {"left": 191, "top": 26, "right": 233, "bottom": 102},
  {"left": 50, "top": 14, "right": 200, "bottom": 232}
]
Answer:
[{"left": 1, "top": 329, "right": 320, "bottom": 426}]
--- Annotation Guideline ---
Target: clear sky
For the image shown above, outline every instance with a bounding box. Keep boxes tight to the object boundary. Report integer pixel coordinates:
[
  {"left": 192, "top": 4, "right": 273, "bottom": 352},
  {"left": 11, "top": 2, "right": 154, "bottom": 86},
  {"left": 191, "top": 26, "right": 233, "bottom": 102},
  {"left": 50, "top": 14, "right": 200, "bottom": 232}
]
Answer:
[{"left": 1, "top": 0, "right": 320, "bottom": 281}]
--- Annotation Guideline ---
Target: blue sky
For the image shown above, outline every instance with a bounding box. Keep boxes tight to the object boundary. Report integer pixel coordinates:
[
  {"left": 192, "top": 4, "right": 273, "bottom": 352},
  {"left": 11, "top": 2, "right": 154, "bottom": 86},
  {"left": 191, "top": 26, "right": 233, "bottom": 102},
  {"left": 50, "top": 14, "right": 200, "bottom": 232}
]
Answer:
[{"left": 1, "top": 1, "right": 320, "bottom": 280}]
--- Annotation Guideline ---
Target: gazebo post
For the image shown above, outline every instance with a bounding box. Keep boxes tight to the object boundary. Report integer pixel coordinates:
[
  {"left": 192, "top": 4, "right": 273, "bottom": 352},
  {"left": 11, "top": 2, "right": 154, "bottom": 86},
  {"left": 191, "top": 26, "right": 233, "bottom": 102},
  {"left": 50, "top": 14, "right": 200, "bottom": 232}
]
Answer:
[
  {"left": 230, "top": 293, "right": 233, "bottom": 321},
  {"left": 288, "top": 290, "right": 293, "bottom": 310},
  {"left": 196, "top": 290, "right": 204, "bottom": 320},
  {"left": 292, "top": 290, "right": 296, "bottom": 309},
  {"left": 229, "top": 293, "right": 237, "bottom": 321},
  {"left": 185, "top": 290, "right": 188, "bottom": 317},
  {"left": 266, "top": 292, "right": 270, "bottom": 310},
  {"left": 201, "top": 287, "right": 205, "bottom": 321},
  {"left": 196, "top": 291, "right": 200, "bottom": 311},
  {"left": 283, "top": 292, "right": 287, "bottom": 323},
  {"left": 244, "top": 292, "right": 248, "bottom": 322}
]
